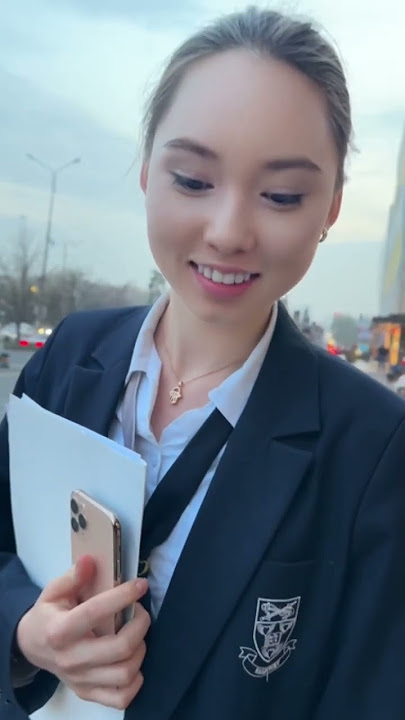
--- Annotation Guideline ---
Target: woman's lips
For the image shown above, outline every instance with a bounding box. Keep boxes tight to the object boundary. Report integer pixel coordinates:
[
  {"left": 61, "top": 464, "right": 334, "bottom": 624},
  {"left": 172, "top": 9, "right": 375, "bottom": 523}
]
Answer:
[{"left": 190, "top": 262, "right": 259, "bottom": 300}]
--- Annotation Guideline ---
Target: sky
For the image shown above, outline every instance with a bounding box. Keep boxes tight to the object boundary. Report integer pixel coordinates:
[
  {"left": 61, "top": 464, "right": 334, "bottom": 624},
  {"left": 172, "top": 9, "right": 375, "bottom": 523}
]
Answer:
[{"left": 0, "top": 0, "right": 404, "bottom": 322}]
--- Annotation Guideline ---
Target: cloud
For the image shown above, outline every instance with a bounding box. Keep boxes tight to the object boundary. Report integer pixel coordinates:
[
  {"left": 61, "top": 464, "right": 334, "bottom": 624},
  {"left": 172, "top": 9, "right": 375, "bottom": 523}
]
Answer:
[
  {"left": 1, "top": 2, "right": 188, "bottom": 140},
  {"left": 0, "top": 66, "right": 141, "bottom": 203},
  {"left": 0, "top": 66, "right": 154, "bottom": 286},
  {"left": 54, "top": 0, "right": 201, "bottom": 25}
]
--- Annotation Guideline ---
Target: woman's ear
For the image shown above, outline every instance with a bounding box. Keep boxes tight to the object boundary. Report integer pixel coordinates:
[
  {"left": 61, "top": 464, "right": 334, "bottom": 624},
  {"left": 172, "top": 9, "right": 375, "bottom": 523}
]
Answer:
[
  {"left": 140, "top": 162, "right": 149, "bottom": 194},
  {"left": 327, "top": 189, "right": 343, "bottom": 229}
]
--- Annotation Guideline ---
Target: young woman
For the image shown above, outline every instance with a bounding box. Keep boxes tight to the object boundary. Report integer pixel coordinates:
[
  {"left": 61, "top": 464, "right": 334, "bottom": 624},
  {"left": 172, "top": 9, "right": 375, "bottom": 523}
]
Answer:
[{"left": 0, "top": 7, "right": 404, "bottom": 720}]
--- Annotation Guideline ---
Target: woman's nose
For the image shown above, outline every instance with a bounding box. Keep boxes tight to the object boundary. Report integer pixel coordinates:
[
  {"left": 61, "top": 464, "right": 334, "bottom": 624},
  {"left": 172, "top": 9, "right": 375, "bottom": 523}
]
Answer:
[{"left": 203, "top": 194, "right": 255, "bottom": 255}]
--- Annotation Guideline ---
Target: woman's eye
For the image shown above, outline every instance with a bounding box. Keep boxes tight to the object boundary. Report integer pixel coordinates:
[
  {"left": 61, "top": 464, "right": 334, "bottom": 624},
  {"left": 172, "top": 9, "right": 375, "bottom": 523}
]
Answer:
[
  {"left": 263, "top": 193, "right": 303, "bottom": 206},
  {"left": 171, "top": 172, "right": 213, "bottom": 192}
]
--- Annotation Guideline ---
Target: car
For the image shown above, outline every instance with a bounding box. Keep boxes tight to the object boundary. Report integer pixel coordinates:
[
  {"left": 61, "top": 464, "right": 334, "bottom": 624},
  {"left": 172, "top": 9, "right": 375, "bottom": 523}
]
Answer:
[
  {"left": 17, "top": 328, "right": 52, "bottom": 350},
  {"left": 0, "top": 324, "right": 52, "bottom": 351},
  {"left": 0, "top": 322, "right": 36, "bottom": 342},
  {"left": 18, "top": 334, "right": 46, "bottom": 350}
]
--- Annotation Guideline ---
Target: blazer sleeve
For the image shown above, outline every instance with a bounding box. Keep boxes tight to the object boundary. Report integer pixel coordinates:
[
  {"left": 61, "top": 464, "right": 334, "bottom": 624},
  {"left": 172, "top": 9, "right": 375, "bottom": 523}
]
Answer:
[
  {"left": 314, "top": 416, "right": 405, "bottom": 720},
  {"left": 0, "top": 325, "right": 66, "bottom": 716}
]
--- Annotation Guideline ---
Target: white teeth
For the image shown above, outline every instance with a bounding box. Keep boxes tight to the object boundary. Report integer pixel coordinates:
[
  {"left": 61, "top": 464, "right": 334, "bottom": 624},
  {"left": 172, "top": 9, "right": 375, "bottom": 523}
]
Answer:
[
  {"left": 195, "top": 264, "right": 252, "bottom": 285},
  {"left": 211, "top": 270, "right": 224, "bottom": 283}
]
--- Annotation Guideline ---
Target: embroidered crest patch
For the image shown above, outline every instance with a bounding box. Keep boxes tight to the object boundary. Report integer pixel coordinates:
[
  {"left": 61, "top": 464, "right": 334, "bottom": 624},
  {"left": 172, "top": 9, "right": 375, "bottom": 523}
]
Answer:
[{"left": 239, "top": 596, "right": 300, "bottom": 679}]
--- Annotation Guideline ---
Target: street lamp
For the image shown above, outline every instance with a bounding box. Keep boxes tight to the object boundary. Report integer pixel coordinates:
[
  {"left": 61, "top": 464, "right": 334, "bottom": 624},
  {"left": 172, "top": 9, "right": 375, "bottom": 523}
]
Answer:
[{"left": 26, "top": 154, "right": 80, "bottom": 293}]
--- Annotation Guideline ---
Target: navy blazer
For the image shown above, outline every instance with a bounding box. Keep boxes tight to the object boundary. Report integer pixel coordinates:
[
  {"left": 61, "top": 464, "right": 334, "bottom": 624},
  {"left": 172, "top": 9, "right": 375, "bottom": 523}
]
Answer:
[{"left": 1, "top": 303, "right": 405, "bottom": 720}]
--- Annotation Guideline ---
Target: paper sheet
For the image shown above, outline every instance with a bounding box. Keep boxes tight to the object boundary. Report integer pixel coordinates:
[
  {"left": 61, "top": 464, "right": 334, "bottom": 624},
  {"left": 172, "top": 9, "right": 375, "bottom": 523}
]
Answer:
[{"left": 8, "top": 394, "right": 146, "bottom": 720}]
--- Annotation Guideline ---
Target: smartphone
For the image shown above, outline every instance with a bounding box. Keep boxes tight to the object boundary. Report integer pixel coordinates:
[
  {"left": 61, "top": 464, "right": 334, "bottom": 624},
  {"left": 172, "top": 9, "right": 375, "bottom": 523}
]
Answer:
[{"left": 70, "top": 489, "right": 123, "bottom": 636}]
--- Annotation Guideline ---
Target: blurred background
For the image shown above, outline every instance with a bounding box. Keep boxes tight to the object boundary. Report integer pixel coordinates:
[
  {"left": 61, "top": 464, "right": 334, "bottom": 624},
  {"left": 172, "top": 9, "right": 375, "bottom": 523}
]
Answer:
[{"left": 1, "top": 0, "right": 404, "bottom": 410}]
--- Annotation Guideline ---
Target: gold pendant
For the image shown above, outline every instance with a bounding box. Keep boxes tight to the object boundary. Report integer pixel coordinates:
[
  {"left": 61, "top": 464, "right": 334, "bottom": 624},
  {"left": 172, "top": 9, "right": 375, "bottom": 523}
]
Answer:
[{"left": 169, "top": 382, "right": 183, "bottom": 405}]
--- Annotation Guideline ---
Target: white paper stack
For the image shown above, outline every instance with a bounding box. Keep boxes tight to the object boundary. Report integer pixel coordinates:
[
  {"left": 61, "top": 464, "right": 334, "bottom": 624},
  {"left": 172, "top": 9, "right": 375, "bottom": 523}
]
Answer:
[{"left": 8, "top": 394, "right": 147, "bottom": 720}]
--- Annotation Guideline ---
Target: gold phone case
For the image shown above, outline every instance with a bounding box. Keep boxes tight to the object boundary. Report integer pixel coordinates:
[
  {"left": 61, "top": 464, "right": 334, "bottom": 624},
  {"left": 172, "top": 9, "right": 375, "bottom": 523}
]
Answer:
[{"left": 70, "top": 490, "right": 122, "bottom": 636}]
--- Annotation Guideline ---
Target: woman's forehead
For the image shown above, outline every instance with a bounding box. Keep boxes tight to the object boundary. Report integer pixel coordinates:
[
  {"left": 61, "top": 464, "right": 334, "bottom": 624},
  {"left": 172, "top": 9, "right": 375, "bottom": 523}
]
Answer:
[{"left": 154, "top": 50, "right": 337, "bottom": 168}]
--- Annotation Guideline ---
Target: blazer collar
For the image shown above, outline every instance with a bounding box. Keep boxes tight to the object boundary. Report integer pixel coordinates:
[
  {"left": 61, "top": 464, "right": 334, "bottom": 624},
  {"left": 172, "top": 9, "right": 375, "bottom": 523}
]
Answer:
[
  {"left": 62, "top": 306, "right": 150, "bottom": 435},
  {"left": 242, "top": 301, "right": 320, "bottom": 439},
  {"left": 90, "top": 305, "right": 151, "bottom": 371}
]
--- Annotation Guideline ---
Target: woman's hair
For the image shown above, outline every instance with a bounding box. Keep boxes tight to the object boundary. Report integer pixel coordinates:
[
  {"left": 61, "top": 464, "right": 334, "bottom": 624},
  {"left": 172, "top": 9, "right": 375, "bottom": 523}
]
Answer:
[{"left": 142, "top": 6, "right": 353, "bottom": 188}]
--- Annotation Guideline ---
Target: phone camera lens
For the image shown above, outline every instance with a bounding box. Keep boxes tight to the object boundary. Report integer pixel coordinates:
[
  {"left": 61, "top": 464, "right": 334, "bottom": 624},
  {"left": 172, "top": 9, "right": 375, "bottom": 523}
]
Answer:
[
  {"left": 70, "top": 498, "right": 79, "bottom": 514},
  {"left": 71, "top": 517, "right": 79, "bottom": 533},
  {"left": 78, "top": 514, "right": 87, "bottom": 530}
]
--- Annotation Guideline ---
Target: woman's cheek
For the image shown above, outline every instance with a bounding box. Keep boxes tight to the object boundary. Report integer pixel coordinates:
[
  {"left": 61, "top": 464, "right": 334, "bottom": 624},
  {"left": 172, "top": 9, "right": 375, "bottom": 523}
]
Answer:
[{"left": 267, "top": 226, "right": 319, "bottom": 265}]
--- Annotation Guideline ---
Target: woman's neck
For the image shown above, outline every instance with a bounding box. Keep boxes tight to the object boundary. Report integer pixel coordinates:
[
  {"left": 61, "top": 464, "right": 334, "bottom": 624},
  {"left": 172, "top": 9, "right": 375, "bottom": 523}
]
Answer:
[{"left": 156, "top": 291, "right": 273, "bottom": 380}]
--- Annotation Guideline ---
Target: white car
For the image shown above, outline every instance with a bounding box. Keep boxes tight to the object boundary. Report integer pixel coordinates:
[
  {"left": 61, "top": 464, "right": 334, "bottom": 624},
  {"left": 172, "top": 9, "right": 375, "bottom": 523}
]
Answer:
[{"left": 0, "top": 322, "right": 36, "bottom": 341}]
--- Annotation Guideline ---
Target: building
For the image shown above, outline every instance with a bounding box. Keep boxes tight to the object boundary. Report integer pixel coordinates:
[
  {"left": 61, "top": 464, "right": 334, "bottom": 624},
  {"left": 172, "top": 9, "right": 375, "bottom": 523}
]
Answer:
[
  {"left": 380, "top": 125, "right": 405, "bottom": 314},
  {"left": 372, "top": 125, "right": 405, "bottom": 366},
  {"left": 370, "top": 313, "right": 405, "bottom": 367}
]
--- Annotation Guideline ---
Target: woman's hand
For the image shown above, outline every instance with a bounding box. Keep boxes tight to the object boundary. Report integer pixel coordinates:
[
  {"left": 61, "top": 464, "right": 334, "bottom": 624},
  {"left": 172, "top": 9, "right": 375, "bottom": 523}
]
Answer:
[{"left": 16, "top": 556, "right": 151, "bottom": 710}]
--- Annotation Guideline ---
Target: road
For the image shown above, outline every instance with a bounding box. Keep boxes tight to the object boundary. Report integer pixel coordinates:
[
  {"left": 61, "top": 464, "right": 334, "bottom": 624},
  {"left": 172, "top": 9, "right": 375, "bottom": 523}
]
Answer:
[
  {"left": 353, "top": 359, "right": 389, "bottom": 387},
  {"left": 0, "top": 350, "right": 34, "bottom": 418}
]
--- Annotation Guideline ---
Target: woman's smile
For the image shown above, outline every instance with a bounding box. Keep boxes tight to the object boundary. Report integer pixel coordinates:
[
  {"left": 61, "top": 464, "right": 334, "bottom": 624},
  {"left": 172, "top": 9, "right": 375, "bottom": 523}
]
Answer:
[{"left": 190, "top": 260, "right": 260, "bottom": 300}]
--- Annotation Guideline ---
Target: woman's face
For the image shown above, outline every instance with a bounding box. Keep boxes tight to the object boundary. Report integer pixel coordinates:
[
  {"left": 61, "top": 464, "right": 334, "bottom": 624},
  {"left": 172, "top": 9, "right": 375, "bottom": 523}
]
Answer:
[{"left": 141, "top": 50, "right": 342, "bottom": 328}]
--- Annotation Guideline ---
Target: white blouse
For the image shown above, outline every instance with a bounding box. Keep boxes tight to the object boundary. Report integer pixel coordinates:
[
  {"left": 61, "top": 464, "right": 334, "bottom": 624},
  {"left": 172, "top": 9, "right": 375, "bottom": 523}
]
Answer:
[{"left": 109, "top": 295, "right": 278, "bottom": 619}]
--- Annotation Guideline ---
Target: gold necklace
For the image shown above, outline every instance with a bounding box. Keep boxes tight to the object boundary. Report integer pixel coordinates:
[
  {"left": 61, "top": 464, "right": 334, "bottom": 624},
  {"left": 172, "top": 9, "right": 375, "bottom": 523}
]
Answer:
[{"left": 163, "top": 344, "right": 243, "bottom": 405}]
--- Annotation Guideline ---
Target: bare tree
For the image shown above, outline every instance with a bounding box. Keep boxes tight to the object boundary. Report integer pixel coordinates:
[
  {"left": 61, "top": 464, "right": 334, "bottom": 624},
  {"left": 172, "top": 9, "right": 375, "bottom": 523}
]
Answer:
[
  {"left": 41, "top": 269, "right": 86, "bottom": 327},
  {"left": 0, "top": 221, "right": 39, "bottom": 340},
  {"left": 75, "top": 279, "right": 148, "bottom": 312},
  {"left": 331, "top": 314, "right": 358, "bottom": 349},
  {"left": 148, "top": 269, "right": 166, "bottom": 304},
  {"left": 0, "top": 220, "right": 154, "bottom": 333},
  {"left": 40, "top": 270, "right": 149, "bottom": 328}
]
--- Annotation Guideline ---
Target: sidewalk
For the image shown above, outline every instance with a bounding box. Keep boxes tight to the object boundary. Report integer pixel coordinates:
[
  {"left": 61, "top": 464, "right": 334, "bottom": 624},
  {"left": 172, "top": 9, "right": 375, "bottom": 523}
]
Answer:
[{"left": 353, "top": 360, "right": 390, "bottom": 388}]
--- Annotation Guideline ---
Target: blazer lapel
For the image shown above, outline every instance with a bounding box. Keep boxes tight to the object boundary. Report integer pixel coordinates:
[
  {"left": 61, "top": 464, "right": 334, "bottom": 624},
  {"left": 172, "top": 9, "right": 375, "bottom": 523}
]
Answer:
[
  {"left": 133, "top": 304, "right": 321, "bottom": 718},
  {"left": 63, "top": 307, "right": 150, "bottom": 436}
]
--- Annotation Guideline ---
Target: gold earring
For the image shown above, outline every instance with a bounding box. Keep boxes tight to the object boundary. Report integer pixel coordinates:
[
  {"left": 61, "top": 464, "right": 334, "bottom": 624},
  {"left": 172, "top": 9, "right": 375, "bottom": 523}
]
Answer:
[{"left": 319, "top": 228, "right": 328, "bottom": 243}]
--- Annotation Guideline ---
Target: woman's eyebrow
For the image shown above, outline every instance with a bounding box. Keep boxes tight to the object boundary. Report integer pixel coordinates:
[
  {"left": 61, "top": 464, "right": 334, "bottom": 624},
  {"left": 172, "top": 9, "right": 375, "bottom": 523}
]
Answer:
[
  {"left": 164, "top": 137, "right": 218, "bottom": 159},
  {"left": 262, "top": 157, "right": 322, "bottom": 173},
  {"left": 164, "top": 137, "right": 322, "bottom": 173}
]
